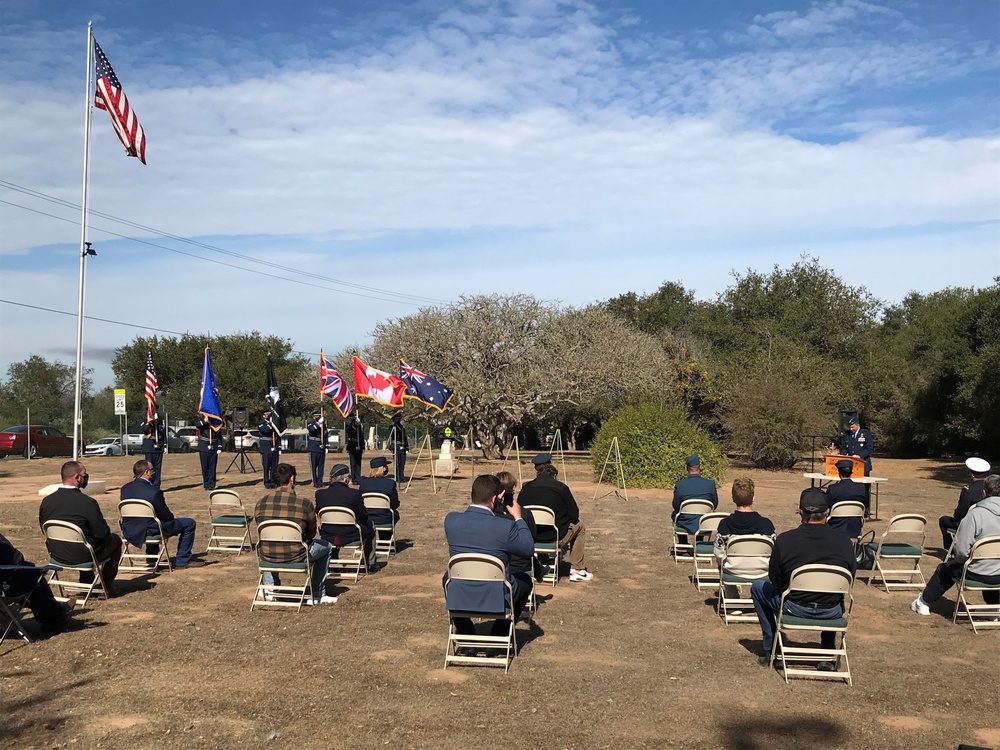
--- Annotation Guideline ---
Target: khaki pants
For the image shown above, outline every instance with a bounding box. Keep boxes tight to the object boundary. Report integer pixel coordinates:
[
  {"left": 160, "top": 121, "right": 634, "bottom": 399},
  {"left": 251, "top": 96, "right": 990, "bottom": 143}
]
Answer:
[{"left": 559, "top": 522, "right": 587, "bottom": 569}]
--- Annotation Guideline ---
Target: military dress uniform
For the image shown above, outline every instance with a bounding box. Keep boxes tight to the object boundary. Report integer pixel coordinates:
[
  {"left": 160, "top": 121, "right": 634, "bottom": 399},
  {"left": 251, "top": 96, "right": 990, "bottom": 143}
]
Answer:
[
  {"left": 389, "top": 417, "right": 409, "bottom": 483},
  {"left": 840, "top": 426, "right": 874, "bottom": 476},
  {"left": 142, "top": 414, "right": 166, "bottom": 488},
  {"left": 346, "top": 416, "right": 364, "bottom": 484},
  {"left": 258, "top": 417, "right": 280, "bottom": 489},
  {"left": 306, "top": 413, "right": 327, "bottom": 488},
  {"left": 195, "top": 418, "right": 222, "bottom": 490}
]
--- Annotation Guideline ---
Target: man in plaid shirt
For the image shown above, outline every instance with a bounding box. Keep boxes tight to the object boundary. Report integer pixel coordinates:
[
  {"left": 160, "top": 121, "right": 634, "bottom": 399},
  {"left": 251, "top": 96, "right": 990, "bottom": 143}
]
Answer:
[{"left": 254, "top": 463, "right": 335, "bottom": 604}]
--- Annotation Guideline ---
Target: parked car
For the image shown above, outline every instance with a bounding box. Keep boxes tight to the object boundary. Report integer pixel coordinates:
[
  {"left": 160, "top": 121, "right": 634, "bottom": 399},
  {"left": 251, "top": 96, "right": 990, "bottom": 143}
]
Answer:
[
  {"left": 166, "top": 427, "right": 190, "bottom": 453},
  {"left": 123, "top": 432, "right": 145, "bottom": 454},
  {"left": 232, "top": 429, "right": 261, "bottom": 451},
  {"left": 84, "top": 437, "right": 124, "bottom": 457},
  {"left": 174, "top": 426, "right": 199, "bottom": 449},
  {"left": 0, "top": 425, "right": 76, "bottom": 458}
]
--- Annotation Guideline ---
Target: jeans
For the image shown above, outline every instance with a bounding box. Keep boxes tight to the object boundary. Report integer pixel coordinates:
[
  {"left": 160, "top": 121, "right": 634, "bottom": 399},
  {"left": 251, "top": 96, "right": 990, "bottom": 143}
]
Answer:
[
  {"left": 263, "top": 539, "right": 332, "bottom": 602},
  {"left": 171, "top": 517, "right": 197, "bottom": 566},
  {"left": 750, "top": 579, "right": 844, "bottom": 652}
]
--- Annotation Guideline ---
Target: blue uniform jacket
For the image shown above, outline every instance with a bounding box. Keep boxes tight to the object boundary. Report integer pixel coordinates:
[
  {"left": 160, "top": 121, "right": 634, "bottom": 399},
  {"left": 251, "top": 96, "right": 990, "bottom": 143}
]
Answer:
[
  {"left": 443, "top": 505, "right": 533, "bottom": 613},
  {"left": 359, "top": 476, "right": 400, "bottom": 524},
  {"left": 671, "top": 474, "right": 719, "bottom": 533},
  {"left": 306, "top": 419, "right": 325, "bottom": 454},
  {"left": 258, "top": 421, "right": 278, "bottom": 454},
  {"left": 840, "top": 428, "right": 873, "bottom": 475},
  {"left": 141, "top": 417, "right": 165, "bottom": 453},
  {"left": 119, "top": 477, "right": 179, "bottom": 546},
  {"left": 196, "top": 419, "right": 223, "bottom": 452}
]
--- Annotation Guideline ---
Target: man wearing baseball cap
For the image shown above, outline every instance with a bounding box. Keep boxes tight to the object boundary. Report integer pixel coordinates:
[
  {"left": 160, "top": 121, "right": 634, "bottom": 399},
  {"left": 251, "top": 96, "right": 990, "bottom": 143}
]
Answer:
[
  {"left": 939, "top": 457, "right": 992, "bottom": 550},
  {"left": 749, "top": 487, "right": 856, "bottom": 669}
]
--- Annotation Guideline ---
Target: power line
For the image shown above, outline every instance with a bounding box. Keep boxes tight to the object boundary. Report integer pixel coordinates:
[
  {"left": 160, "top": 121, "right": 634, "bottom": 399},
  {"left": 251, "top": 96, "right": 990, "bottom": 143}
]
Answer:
[
  {"left": 0, "top": 298, "right": 322, "bottom": 358},
  {"left": 0, "top": 179, "right": 452, "bottom": 306}
]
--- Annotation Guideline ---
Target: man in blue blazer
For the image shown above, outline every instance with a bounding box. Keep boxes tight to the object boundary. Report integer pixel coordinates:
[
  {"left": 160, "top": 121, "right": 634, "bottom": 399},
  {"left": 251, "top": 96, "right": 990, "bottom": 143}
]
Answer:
[
  {"left": 120, "top": 459, "right": 202, "bottom": 568},
  {"left": 671, "top": 453, "right": 719, "bottom": 535},
  {"left": 443, "top": 474, "right": 534, "bottom": 635}
]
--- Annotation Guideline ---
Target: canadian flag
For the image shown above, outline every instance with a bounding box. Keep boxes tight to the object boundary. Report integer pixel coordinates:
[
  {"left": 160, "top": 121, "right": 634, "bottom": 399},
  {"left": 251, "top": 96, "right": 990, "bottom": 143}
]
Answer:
[{"left": 353, "top": 356, "right": 406, "bottom": 407}]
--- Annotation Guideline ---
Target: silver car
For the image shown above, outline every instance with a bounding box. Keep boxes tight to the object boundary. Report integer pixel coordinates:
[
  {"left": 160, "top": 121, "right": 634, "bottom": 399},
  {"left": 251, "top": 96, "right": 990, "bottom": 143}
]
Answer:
[{"left": 84, "top": 437, "right": 124, "bottom": 457}]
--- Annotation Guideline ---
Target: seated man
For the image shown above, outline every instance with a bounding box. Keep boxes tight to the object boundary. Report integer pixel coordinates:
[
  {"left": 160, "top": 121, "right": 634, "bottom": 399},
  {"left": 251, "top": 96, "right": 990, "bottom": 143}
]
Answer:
[
  {"left": 358, "top": 456, "right": 400, "bottom": 526},
  {"left": 0, "top": 532, "right": 77, "bottom": 635},
  {"left": 120, "top": 459, "right": 203, "bottom": 568},
  {"left": 912, "top": 473, "right": 1000, "bottom": 615},
  {"left": 939, "top": 457, "right": 990, "bottom": 550},
  {"left": 714, "top": 477, "right": 776, "bottom": 578},
  {"left": 315, "top": 464, "right": 376, "bottom": 569},
  {"left": 825, "top": 459, "right": 868, "bottom": 537},
  {"left": 671, "top": 453, "right": 719, "bottom": 538},
  {"left": 517, "top": 453, "right": 593, "bottom": 581},
  {"left": 38, "top": 461, "right": 122, "bottom": 596},
  {"left": 444, "top": 474, "right": 534, "bottom": 635},
  {"left": 254, "top": 463, "right": 335, "bottom": 605},
  {"left": 750, "top": 488, "right": 856, "bottom": 668}
]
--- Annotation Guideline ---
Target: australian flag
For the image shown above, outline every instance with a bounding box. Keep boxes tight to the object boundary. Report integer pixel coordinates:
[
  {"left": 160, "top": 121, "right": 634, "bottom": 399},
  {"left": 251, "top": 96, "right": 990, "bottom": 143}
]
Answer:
[
  {"left": 265, "top": 356, "right": 288, "bottom": 433},
  {"left": 400, "top": 360, "right": 453, "bottom": 412}
]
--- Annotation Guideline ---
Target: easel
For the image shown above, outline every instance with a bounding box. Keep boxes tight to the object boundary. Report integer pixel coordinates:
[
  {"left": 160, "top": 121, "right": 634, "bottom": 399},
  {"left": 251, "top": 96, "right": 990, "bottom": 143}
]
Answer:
[
  {"left": 498, "top": 436, "right": 523, "bottom": 487},
  {"left": 548, "top": 429, "right": 568, "bottom": 483},
  {"left": 403, "top": 434, "right": 438, "bottom": 494},
  {"left": 225, "top": 448, "right": 257, "bottom": 474},
  {"left": 592, "top": 437, "right": 628, "bottom": 501}
]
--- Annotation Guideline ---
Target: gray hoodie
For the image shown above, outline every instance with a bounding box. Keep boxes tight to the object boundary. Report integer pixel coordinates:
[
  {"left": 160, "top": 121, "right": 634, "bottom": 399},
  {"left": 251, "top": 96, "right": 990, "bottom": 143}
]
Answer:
[{"left": 954, "top": 495, "right": 1000, "bottom": 577}]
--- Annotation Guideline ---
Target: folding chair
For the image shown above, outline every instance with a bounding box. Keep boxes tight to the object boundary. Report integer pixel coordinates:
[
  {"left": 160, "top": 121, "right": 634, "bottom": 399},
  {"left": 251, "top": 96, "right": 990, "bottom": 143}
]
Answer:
[
  {"left": 362, "top": 492, "right": 396, "bottom": 561},
  {"left": 866, "top": 514, "right": 927, "bottom": 590},
  {"left": 770, "top": 564, "right": 854, "bottom": 686},
  {"left": 952, "top": 536, "right": 1000, "bottom": 633},
  {"left": 828, "top": 501, "right": 866, "bottom": 541},
  {"left": 250, "top": 520, "right": 312, "bottom": 612},
  {"left": 523, "top": 505, "right": 563, "bottom": 586},
  {"left": 672, "top": 499, "right": 715, "bottom": 563},
  {"left": 41, "top": 521, "right": 110, "bottom": 606},
  {"left": 318, "top": 507, "right": 369, "bottom": 583},
  {"left": 443, "top": 553, "right": 516, "bottom": 673},
  {"left": 207, "top": 490, "right": 255, "bottom": 555},
  {"left": 693, "top": 512, "right": 728, "bottom": 590},
  {"left": 717, "top": 536, "right": 774, "bottom": 624},
  {"left": 0, "top": 565, "right": 59, "bottom": 645},
  {"left": 118, "top": 499, "right": 172, "bottom": 573}
]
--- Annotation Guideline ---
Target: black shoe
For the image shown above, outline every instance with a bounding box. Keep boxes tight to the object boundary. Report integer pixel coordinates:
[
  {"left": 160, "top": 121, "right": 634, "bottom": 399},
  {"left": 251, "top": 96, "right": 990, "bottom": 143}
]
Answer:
[
  {"left": 816, "top": 661, "right": 836, "bottom": 672},
  {"left": 757, "top": 653, "right": 771, "bottom": 667}
]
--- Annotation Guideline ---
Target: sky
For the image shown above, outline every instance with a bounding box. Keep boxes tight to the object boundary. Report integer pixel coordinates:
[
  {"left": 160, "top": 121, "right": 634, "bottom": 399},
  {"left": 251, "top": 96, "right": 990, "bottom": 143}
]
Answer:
[{"left": 1, "top": 0, "right": 998, "bottom": 390}]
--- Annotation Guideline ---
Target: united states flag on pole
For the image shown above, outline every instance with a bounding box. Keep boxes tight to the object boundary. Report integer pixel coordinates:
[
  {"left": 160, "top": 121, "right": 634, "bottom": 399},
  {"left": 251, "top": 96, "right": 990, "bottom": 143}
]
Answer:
[
  {"left": 94, "top": 39, "right": 146, "bottom": 164},
  {"left": 144, "top": 346, "right": 158, "bottom": 421},
  {"left": 320, "top": 351, "right": 354, "bottom": 418}
]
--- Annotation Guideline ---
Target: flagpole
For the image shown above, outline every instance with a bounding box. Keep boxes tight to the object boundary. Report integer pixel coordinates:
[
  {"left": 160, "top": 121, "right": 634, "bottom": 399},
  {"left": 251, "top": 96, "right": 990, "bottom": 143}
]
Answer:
[{"left": 72, "top": 21, "right": 95, "bottom": 461}]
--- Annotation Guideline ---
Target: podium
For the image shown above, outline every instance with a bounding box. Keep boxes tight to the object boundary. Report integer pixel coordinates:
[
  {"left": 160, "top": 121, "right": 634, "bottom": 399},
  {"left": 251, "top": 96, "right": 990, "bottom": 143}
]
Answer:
[{"left": 824, "top": 454, "right": 864, "bottom": 478}]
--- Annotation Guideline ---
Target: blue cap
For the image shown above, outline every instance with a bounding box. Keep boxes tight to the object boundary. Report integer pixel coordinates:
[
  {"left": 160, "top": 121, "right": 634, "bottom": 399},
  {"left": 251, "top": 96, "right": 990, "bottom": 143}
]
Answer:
[
  {"left": 685, "top": 454, "right": 700, "bottom": 468},
  {"left": 532, "top": 453, "right": 552, "bottom": 465},
  {"left": 835, "top": 459, "right": 854, "bottom": 472},
  {"left": 370, "top": 456, "right": 389, "bottom": 469},
  {"left": 848, "top": 415, "right": 859, "bottom": 425},
  {"left": 329, "top": 464, "right": 349, "bottom": 479}
]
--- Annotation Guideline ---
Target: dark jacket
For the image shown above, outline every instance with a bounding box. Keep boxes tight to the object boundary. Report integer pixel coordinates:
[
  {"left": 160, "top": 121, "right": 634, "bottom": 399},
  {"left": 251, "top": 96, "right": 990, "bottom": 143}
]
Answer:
[
  {"left": 769, "top": 523, "right": 857, "bottom": 607},
  {"left": 954, "top": 479, "right": 986, "bottom": 523},
  {"left": 358, "top": 475, "right": 400, "bottom": 524},
  {"left": 671, "top": 473, "right": 720, "bottom": 533},
  {"left": 141, "top": 417, "right": 165, "bottom": 453},
  {"left": 840, "top": 427, "right": 874, "bottom": 474},
  {"left": 119, "top": 476, "right": 180, "bottom": 546},
  {"left": 39, "top": 487, "right": 115, "bottom": 565},
  {"left": 717, "top": 511, "right": 775, "bottom": 538},
  {"left": 315, "top": 482, "right": 372, "bottom": 547},
  {"left": 517, "top": 473, "right": 579, "bottom": 540}
]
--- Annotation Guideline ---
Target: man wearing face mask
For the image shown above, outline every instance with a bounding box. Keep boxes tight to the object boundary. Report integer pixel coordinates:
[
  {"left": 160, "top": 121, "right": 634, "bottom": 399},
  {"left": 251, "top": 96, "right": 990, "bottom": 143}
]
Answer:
[{"left": 39, "top": 461, "right": 122, "bottom": 596}]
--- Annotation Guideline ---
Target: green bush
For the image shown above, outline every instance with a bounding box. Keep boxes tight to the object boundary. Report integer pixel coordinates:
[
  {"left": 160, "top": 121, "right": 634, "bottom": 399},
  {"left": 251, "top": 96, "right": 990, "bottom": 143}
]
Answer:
[{"left": 590, "top": 402, "right": 726, "bottom": 489}]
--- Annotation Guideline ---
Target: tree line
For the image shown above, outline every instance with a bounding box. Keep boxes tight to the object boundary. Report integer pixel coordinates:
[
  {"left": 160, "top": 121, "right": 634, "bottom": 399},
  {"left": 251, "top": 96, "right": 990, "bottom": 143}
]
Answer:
[{"left": 1, "top": 257, "right": 995, "bottom": 462}]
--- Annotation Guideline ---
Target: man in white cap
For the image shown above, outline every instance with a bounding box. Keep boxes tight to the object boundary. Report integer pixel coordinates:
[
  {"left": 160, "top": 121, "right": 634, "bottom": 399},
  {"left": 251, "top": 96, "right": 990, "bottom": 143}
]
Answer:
[{"left": 938, "top": 457, "right": 991, "bottom": 550}]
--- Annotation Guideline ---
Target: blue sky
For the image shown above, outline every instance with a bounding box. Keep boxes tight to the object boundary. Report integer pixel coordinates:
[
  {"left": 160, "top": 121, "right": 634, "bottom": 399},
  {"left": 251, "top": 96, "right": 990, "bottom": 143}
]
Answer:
[{"left": 0, "top": 0, "right": 998, "bottom": 390}]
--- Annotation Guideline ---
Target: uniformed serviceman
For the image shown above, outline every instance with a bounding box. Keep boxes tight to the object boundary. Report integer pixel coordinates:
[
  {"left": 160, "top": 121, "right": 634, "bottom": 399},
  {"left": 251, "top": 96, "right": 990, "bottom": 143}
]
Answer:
[
  {"left": 840, "top": 415, "right": 874, "bottom": 510},
  {"left": 306, "top": 410, "right": 327, "bottom": 488},
  {"left": 142, "top": 405, "right": 166, "bottom": 488},
  {"left": 258, "top": 411, "right": 280, "bottom": 489},
  {"left": 346, "top": 412, "right": 364, "bottom": 485},
  {"left": 195, "top": 417, "right": 223, "bottom": 490},
  {"left": 388, "top": 413, "right": 409, "bottom": 484}
]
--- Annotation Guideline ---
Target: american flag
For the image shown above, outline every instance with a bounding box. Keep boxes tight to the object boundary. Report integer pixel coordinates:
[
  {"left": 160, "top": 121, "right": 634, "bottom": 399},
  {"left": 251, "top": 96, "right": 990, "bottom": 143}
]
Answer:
[
  {"left": 144, "top": 347, "right": 158, "bottom": 421},
  {"left": 94, "top": 39, "right": 146, "bottom": 164},
  {"left": 320, "top": 352, "right": 354, "bottom": 418}
]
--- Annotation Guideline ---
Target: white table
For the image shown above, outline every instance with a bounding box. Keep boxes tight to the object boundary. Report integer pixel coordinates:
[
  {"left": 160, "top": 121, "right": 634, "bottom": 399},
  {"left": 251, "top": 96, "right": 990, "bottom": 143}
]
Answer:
[{"left": 802, "top": 473, "right": 888, "bottom": 520}]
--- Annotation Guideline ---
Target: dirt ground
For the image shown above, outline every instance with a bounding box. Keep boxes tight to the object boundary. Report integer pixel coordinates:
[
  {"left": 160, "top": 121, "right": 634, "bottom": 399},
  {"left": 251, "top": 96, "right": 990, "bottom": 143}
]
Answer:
[{"left": 1, "top": 450, "right": 998, "bottom": 750}]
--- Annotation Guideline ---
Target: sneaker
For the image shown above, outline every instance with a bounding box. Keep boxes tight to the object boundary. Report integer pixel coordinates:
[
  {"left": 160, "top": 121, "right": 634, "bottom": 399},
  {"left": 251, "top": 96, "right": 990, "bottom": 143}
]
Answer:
[
  {"left": 569, "top": 568, "right": 594, "bottom": 582},
  {"left": 910, "top": 597, "right": 930, "bottom": 616},
  {"left": 305, "top": 595, "right": 338, "bottom": 606}
]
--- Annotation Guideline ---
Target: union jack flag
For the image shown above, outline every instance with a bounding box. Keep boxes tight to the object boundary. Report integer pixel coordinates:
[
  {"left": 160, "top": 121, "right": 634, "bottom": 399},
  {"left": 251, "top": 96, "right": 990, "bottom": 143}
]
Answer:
[
  {"left": 144, "top": 346, "right": 158, "bottom": 421},
  {"left": 94, "top": 39, "right": 146, "bottom": 164},
  {"left": 400, "top": 359, "right": 453, "bottom": 412},
  {"left": 320, "top": 352, "right": 354, "bottom": 418}
]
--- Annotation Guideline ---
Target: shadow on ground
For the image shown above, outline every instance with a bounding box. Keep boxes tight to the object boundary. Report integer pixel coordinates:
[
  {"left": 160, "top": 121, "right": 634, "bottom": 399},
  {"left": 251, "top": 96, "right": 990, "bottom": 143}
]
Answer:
[{"left": 719, "top": 715, "right": 848, "bottom": 750}]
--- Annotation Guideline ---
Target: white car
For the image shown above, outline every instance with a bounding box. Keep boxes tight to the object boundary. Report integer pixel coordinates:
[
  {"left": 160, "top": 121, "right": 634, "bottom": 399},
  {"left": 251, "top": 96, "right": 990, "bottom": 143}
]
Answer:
[
  {"left": 84, "top": 437, "right": 124, "bottom": 457},
  {"left": 174, "top": 426, "right": 199, "bottom": 449}
]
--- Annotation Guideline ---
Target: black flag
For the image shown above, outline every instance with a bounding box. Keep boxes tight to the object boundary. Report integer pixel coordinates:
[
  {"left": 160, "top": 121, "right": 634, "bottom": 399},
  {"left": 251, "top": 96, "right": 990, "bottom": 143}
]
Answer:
[{"left": 265, "top": 357, "right": 288, "bottom": 434}]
